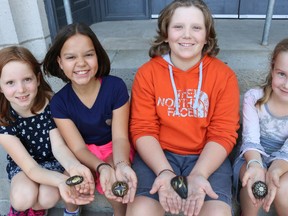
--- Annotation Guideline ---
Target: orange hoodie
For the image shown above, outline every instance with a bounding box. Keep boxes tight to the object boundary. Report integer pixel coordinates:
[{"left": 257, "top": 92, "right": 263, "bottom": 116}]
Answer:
[{"left": 130, "top": 54, "right": 240, "bottom": 155}]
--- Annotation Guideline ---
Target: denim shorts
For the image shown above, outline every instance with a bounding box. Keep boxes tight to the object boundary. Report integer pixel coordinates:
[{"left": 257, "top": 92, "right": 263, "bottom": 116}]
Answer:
[{"left": 132, "top": 150, "right": 233, "bottom": 206}]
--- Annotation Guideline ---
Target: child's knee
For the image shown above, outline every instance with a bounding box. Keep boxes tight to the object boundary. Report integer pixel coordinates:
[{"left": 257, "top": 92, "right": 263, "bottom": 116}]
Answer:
[
  {"left": 275, "top": 176, "right": 288, "bottom": 201},
  {"left": 38, "top": 186, "right": 60, "bottom": 208},
  {"left": 10, "top": 188, "right": 37, "bottom": 210}
]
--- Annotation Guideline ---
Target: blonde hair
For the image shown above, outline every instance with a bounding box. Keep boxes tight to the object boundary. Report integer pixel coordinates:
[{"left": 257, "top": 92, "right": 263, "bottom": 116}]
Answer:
[{"left": 256, "top": 38, "right": 288, "bottom": 107}]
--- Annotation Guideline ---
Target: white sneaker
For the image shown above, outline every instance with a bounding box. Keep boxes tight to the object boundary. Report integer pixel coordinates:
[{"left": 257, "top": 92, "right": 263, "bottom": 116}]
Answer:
[{"left": 63, "top": 207, "right": 81, "bottom": 216}]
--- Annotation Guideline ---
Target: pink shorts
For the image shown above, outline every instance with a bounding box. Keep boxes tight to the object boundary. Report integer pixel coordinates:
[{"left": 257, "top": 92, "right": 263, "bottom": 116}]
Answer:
[{"left": 86, "top": 141, "right": 135, "bottom": 194}]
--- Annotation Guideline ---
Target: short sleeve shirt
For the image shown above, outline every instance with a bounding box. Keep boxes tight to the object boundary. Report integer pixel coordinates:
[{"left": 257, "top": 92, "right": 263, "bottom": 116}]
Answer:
[
  {"left": 50, "top": 75, "right": 129, "bottom": 145},
  {"left": 0, "top": 104, "right": 62, "bottom": 179}
]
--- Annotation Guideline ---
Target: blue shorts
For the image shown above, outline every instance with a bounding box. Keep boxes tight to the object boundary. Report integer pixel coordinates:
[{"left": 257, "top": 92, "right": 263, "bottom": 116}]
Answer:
[{"left": 132, "top": 150, "right": 233, "bottom": 206}]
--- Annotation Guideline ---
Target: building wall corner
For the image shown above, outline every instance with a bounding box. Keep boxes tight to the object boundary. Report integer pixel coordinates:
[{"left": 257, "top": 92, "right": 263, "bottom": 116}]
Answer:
[{"left": 0, "top": 0, "right": 51, "bottom": 61}]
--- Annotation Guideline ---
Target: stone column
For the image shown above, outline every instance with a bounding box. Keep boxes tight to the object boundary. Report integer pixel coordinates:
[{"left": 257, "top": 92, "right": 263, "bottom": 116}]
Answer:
[{"left": 0, "top": 0, "right": 50, "bottom": 60}]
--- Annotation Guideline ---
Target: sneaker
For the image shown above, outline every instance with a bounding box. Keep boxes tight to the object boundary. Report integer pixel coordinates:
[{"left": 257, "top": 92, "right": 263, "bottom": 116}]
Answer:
[
  {"left": 8, "top": 206, "right": 28, "bottom": 216},
  {"left": 27, "top": 208, "right": 48, "bottom": 216},
  {"left": 63, "top": 207, "right": 81, "bottom": 216}
]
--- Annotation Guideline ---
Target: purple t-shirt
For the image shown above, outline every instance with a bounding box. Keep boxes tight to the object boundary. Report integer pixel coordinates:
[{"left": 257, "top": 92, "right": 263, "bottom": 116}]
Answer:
[{"left": 50, "top": 75, "right": 129, "bottom": 145}]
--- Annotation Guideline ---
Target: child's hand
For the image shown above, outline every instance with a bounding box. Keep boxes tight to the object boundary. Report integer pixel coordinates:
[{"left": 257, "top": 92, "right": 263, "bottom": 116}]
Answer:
[
  {"left": 68, "top": 163, "right": 95, "bottom": 195},
  {"left": 242, "top": 165, "right": 266, "bottom": 206},
  {"left": 98, "top": 163, "right": 118, "bottom": 200},
  {"left": 150, "top": 170, "right": 181, "bottom": 215},
  {"left": 115, "top": 162, "right": 137, "bottom": 203},
  {"left": 58, "top": 181, "right": 94, "bottom": 205},
  {"left": 183, "top": 173, "right": 218, "bottom": 216},
  {"left": 263, "top": 168, "right": 281, "bottom": 212}
]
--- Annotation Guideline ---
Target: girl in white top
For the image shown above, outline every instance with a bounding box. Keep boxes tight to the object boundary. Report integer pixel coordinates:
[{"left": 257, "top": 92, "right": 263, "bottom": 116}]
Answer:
[{"left": 233, "top": 38, "right": 288, "bottom": 216}]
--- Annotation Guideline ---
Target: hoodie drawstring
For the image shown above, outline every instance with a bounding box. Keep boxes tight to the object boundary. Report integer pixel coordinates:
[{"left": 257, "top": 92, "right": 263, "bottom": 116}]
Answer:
[
  {"left": 168, "top": 62, "right": 203, "bottom": 116},
  {"left": 168, "top": 64, "right": 180, "bottom": 116},
  {"left": 193, "top": 61, "right": 203, "bottom": 109}
]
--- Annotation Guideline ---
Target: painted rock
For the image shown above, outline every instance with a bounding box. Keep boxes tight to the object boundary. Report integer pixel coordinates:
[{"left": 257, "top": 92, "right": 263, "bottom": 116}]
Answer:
[
  {"left": 252, "top": 181, "right": 268, "bottom": 199},
  {"left": 112, "top": 181, "right": 129, "bottom": 197},
  {"left": 66, "top": 175, "right": 84, "bottom": 186},
  {"left": 170, "top": 175, "right": 188, "bottom": 199}
]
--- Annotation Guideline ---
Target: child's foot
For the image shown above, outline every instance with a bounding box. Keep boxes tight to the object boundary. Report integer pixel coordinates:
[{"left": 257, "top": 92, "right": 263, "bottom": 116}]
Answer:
[
  {"left": 8, "top": 206, "right": 28, "bottom": 216},
  {"left": 27, "top": 208, "right": 48, "bottom": 216}
]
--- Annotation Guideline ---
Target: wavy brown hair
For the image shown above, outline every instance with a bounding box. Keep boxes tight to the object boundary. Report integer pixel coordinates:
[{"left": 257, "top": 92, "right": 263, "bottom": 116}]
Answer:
[
  {"left": 256, "top": 38, "right": 288, "bottom": 107},
  {"left": 42, "top": 23, "right": 110, "bottom": 82},
  {"left": 149, "top": 0, "right": 219, "bottom": 58},
  {"left": 0, "top": 46, "right": 52, "bottom": 126}
]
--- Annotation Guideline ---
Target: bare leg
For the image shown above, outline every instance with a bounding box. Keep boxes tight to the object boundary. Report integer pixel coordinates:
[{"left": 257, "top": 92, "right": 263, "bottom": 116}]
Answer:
[
  {"left": 108, "top": 199, "right": 127, "bottom": 216},
  {"left": 274, "top": 173, "right": 288, "bottom": 216},
  {"left": 199, "top": 200, "right": 231, "bottom": 216},
  {"left": 10, "top": 172, "right": 38, "bottom": 211},
  {"left": 126, "top": 196, "right": 165, "bottom": 216},
  {"left": 32, "top": 184, "right": 60, "bottom": 210}
]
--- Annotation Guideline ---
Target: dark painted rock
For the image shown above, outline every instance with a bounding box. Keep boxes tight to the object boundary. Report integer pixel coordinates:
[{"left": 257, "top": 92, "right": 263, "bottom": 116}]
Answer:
[
  {"left": 66, "top": 175, "right": 84, "bottom": 186},
  {"left": 112, "top": 181, "right": 129, "bottom": 197},
  {"left": 171, "top": 175, "right": 188, "bottom": 199},
  {"left": 252, "top": 181, "right": 268, "bottom": 199}
]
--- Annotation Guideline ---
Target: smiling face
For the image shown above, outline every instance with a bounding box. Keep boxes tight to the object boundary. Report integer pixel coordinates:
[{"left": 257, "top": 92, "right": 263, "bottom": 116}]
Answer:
[
  {"left": 0, "top": 61, "right": 39, "bottom": 113},
  {"left": 57, "top": 34, "right": 98, "bottom": 86},
  {"left": 167, "top": 6, "right": 207, "bottom": 70},
  {"left": 271, "top": 51, "right": 288, "bottom": 103}
]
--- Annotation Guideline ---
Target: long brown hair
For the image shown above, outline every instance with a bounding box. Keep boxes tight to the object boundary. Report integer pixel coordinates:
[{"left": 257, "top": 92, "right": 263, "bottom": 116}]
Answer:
[
  {"left": 149, "top": 0, "right": 219, "bottom": 58},
  {"left": 256, "top": 38, "right": 288, "bottom": 107},
  {"left": 0, "top": 46, "right": 52, "bottom": 126}
]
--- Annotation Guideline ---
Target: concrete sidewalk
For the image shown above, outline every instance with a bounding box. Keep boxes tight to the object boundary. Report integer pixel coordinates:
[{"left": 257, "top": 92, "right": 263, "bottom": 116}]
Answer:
[{"left": 0, "top": 18, "right": 287, "bottom": 215}]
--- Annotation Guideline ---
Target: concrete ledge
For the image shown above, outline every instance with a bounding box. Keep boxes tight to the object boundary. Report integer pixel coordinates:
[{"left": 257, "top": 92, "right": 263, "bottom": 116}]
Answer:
[
  {"left": 0, "top": 200, "right": 10, "bottom": 215},
  {"left": 54, "top": 195, "right": 113, "bottom": 214}
]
